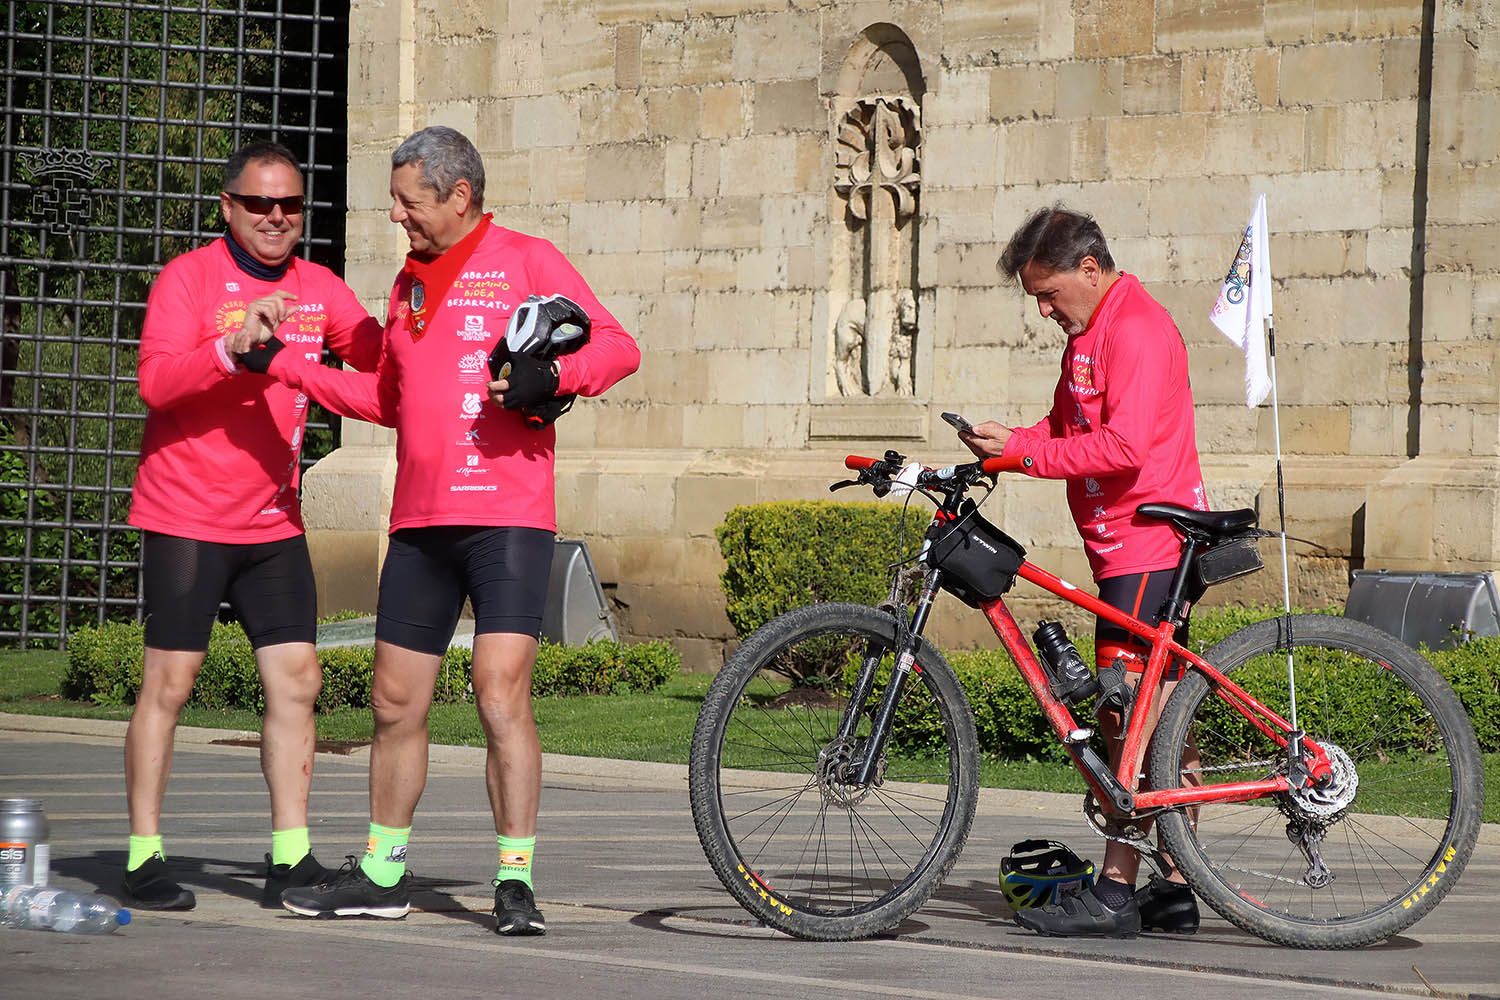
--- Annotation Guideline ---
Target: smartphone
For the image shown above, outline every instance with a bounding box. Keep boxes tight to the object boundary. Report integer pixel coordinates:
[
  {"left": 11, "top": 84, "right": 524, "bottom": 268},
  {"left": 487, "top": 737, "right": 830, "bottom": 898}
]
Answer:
[{"left": 941, "top": 411, "right": 973, "bottom": 434}]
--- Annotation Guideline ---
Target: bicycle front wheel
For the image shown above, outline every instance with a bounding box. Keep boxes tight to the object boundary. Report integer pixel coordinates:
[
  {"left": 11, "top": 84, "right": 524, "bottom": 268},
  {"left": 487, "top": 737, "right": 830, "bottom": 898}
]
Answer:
[
  {"left": 1150, "top": 615, "right": 1484, "bottom": 948},
  {"left": 688, "top": 603, "right": 980, "bottom": 940}
]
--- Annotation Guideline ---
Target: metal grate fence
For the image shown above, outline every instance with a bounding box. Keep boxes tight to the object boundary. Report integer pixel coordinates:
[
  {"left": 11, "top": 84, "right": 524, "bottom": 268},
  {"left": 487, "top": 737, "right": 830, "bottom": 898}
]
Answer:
[{"left": 1, "top": 0, "right": 351, "bottom": 645}]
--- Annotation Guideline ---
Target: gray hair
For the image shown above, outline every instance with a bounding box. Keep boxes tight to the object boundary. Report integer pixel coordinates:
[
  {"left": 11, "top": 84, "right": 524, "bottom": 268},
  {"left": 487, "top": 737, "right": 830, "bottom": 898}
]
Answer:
[
  {"left": 999, "top": 205, "right": 1115, "bottom": 280},
  {"left": 391, "top": 126, "right": 486, "bottom": 209}
]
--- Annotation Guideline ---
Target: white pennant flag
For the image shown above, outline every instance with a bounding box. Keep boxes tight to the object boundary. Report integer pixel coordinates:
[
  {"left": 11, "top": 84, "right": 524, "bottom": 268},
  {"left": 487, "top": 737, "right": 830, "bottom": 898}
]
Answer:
[{"left": 1209, "top": 194, "right": 1273, "bottom": 407}]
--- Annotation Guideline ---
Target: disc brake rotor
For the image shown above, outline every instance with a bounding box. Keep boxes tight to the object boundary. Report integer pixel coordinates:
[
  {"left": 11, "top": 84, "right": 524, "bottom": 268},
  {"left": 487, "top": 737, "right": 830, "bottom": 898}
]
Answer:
[
  {"left": 816, "top": 737, "right": 884, "bottom": 808},
  {"left": 1289, "top": 743, "right": 1359, "bottom": 818}
]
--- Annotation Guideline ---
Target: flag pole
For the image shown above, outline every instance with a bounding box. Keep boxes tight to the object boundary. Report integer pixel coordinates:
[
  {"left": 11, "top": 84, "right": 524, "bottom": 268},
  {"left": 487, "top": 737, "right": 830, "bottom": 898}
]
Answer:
[{"left": 1266, "top": 316, "right": 1298, "bottom": 734}]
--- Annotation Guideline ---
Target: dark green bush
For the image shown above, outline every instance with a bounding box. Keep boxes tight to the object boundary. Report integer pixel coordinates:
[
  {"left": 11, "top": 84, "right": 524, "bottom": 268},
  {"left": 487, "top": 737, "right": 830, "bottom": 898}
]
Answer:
[
  {"left": 852, "top": 606, "right": 1499, "bottom": 762},
  {"left": 718, "top": 500, "right": 915, "bottom": 685},
  {"left": 62, "top": 620, "right": 146, "bottom": 705},
  {"left": 61, "top": 622, "right": 679, "bottom": 711}
]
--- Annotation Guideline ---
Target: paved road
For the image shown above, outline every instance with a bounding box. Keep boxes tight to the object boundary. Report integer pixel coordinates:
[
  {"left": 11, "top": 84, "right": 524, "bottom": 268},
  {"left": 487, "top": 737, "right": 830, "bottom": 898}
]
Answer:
[{"left": 2, "top": 716, "right": 1496, "bottom": 1000}]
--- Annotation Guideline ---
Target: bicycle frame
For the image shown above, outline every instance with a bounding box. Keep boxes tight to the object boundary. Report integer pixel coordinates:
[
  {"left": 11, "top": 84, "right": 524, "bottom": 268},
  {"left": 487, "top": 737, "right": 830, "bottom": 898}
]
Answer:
[{"left": 980, "top": 559, "right": 1334, "bottom": 816}]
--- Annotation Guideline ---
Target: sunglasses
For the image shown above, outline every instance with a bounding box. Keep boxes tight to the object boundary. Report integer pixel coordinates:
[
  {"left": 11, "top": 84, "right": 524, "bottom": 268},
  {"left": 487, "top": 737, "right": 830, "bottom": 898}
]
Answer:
[{"left": 225, "top": 191, "right": 305, "bottom": 216}]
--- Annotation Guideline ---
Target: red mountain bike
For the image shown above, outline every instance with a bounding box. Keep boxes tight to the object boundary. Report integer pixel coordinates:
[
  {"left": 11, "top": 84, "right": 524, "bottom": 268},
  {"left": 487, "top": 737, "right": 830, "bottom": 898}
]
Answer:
[{"left": 688, "top": 451, "right": 1483, "bottom": 948}]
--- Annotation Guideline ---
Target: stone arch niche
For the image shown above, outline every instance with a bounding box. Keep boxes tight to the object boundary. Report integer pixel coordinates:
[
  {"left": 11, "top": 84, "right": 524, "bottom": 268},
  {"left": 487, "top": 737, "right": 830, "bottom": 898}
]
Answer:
[{"left": 827, "top": 25, "right": 925, "bottom": 402}]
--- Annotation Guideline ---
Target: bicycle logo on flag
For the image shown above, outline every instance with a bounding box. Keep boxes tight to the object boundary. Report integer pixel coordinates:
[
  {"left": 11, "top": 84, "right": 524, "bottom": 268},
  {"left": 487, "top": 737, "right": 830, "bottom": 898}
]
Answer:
[{"left": 1222, "top": 225, "right": 1254, "bottom": 305}]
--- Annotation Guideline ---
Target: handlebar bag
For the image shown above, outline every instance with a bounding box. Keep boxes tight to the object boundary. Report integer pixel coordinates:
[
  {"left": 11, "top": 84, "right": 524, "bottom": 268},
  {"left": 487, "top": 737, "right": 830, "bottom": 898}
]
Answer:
[{"left": 927, "top": 501, "right": 1026, "bottom": 608}]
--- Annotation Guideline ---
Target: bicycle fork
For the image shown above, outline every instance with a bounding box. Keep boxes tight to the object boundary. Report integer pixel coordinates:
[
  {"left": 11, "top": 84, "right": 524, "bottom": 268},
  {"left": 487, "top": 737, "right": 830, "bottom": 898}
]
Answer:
[{"left": 837, "top": 568, "right": 944, "bottom": 787}]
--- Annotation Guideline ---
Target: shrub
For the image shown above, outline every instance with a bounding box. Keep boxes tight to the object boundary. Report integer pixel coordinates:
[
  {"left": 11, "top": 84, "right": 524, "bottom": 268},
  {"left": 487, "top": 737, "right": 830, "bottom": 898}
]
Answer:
[
  {"left": 60, "top": 622, "right": 680, "bottom": 710},
  {"left": 718, "top": 500, "right": 915, "bottom": 685},
  {"left": 63, "top": 621, "right": 145, "bottom": 705},
  {"left": 318, "top": 645, "right": 376, "bottom": 712},
  {"left": 864, "top": 606, "right": 1499, "bottom": 762}
]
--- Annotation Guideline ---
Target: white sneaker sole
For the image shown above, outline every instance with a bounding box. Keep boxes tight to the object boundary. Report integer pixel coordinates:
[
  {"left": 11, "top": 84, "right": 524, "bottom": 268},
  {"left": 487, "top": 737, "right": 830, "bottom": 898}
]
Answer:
[{"left": 281, "top": 900, "right": 410, "bottom": 919}]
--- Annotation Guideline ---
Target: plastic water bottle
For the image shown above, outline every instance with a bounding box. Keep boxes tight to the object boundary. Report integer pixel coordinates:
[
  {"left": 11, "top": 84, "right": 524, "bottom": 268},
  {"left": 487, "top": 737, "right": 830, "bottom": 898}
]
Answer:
[{"left": 0, "top": 885, "right": 131, "bottom": 934}]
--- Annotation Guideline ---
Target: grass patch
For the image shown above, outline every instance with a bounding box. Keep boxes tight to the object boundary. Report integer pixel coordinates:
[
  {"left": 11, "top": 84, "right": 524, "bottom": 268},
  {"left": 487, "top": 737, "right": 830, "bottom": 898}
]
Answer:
[{"left": 2, "top": 649, "right": 1495, "bottom": 821}]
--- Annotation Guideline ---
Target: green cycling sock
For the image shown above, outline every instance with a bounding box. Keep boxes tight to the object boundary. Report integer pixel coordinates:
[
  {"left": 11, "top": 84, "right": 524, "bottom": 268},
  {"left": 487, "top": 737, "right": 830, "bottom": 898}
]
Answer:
[
  {"left": 496, "top": 834, "right": 535, "bottom": 889},
  {"left": 271, "top": 826, "right": 311, "bottom": 868},
  {"left": 127, "top": 834, "right": 164, "bottom": 872},
  {"left": 359, "top": 823, "right": 411, "bottom": 888}
]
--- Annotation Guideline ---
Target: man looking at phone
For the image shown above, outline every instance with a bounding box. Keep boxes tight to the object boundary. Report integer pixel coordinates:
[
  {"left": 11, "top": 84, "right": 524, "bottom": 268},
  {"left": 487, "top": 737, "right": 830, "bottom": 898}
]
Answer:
[
  {"left": 240, "top": 126, "right": 640, "bottom": 936},
  {"left": 124, "top": 141, "right": 382, "bottom": 910},
  {"left": 958, "top": 205, "right": 1208, "bottom": 938}
]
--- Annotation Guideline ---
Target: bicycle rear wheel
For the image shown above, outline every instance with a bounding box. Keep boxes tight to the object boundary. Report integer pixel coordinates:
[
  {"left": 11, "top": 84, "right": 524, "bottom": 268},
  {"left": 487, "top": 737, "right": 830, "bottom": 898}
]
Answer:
[
  {"left": 689, "top": 603, "right": 980, "bottom": 940},
  {"left": 1150, "top": 615, "right": 1484, "bottom": 948}
]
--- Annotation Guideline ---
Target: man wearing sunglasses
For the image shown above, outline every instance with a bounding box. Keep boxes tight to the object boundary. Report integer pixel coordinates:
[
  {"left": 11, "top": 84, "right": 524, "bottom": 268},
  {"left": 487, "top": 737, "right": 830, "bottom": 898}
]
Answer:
[{"left": 123, "top": 141, "right": 383, "bottom": 912}]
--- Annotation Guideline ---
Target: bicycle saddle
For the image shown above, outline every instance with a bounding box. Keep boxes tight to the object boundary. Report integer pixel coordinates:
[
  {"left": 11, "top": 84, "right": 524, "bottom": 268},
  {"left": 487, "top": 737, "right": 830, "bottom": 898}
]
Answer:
[{"left": 1136, "top": 503, "right": 1258, "bottom": 541}]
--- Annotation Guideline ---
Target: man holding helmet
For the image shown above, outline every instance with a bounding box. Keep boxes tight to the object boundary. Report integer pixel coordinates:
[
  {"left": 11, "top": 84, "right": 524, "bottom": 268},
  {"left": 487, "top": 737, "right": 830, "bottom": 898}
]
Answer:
[{"left": 240, "top": 126, "right": 640, "bottom": 935}]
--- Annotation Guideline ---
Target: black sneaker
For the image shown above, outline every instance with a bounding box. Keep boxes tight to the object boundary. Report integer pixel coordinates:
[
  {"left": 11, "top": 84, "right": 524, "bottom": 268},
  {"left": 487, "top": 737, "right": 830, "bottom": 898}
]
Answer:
[
  {"left": 493, "top": 879, "right": 545, "bottom": 936},
  {"left": 1015, "top": 886, "right": 1140, "bottom": 938},
  {"left": 1136, "top": 875, "right": 1199, "bottom": 934},
  {"left": 280, "top": 856, "right": 410, "bottom": 919},
  {"left": 262, "top": 852, "right": 332, "bottom": 909},
  {"left": 121, "top": 853, "right": 196, "bottom": 911}
]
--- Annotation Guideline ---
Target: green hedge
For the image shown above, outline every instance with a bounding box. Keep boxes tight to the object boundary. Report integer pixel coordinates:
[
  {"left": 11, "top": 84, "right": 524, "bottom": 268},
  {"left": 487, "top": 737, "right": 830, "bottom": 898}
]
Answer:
[
  {"left": 718, "top": 500, "right": 912, "bottom": 638},
  {"left": 874, "top": 608, "right": 1500, "bottom": 761},
  {"left": 63, "top": 622, "right": 680, "bottom": 711}
]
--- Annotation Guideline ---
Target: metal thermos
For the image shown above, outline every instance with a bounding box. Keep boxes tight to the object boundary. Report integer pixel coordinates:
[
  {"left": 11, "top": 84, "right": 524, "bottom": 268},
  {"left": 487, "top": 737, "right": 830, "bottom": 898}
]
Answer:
[{"left": 0, "top": 799, "right": 50, "bottom": 888}]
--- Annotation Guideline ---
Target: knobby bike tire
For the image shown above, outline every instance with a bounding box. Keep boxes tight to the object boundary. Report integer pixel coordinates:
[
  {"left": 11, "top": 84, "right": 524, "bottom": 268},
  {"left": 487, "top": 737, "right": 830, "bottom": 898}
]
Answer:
[
  {"left": 688, "top": 603, "right": 981, "bottom": 940},
  {"left": 1150, "top": 615, "right": 1483, "bottom": 948}
]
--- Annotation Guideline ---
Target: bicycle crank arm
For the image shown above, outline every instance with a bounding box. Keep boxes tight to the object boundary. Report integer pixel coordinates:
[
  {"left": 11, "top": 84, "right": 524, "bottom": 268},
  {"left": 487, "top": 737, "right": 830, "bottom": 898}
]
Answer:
[{"left": 1065, "top": 729, "right": 1134, "bottom": 814}]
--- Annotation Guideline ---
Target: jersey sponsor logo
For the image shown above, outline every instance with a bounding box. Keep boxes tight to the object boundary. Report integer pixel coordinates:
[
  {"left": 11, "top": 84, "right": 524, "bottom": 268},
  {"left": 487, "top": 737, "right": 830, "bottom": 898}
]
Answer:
[
  {"left": 1096, "top": 542, "right": 1124, "bottom": 555},
  {"left": 1092, "top": 505, "right": 1107, "bottom": 519},
  {"left": 461, "top": 392, "right": 484, "bottom": 417},
  {"left": 1084, "top": 478, "right": 1102, "bottom": 497},
  {"left": 1069, "top": 352, "right": 1101, "bottom": 397},
  {"left": 304, "top": 352, "right": 321, "bottom": 363},
  {"left": 459, "top": 315, "right": 488, "bottom": 341},
  {"left": 1193, "top": 484, "right": 1208, "bottom": 511},
  {"left": 448, "top": 298, "right": 510, "bottom": 311},
  {"left": 450, "top": 483, "right": 498, "bottom": 492},
  {"left": 214, "top": 299, "right": 249, "bottom": 337},
  {"left": 226, "top": 281, "right": 240, "bottom": 292},
  {"left": 455, "top": 464, "right": 488, "bottom": 477},
  {"left": 291, "top": 426, "right": 303, "bottom": 448},
  {"left": 458, "top": 349, "right": 488, "bottom": 383},
  {"left": 457, "top": 428, "right": 484, "bottom": 447},
  {"left": 460, "top": 269, "right": 508, "bottom": 280}
]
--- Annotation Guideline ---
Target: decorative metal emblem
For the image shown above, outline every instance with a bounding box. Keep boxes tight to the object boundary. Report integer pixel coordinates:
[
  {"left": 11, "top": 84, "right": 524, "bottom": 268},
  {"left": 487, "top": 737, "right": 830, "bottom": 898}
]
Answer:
[{"left": 16, "top": 148, "right": 106, "bottom": 237}]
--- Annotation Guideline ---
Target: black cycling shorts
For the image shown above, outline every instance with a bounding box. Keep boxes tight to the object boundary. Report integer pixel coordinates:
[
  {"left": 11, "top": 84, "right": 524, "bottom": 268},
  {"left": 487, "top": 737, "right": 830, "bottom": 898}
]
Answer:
[
  {"left": 141, "top": 531, "right": 317, "bottom": 652},
  {"left": 375, "top": 526, "right": 555, "bottom": 656},
  {"left": 1094, "top": 569, "right": 1189, "bottom": 681}
]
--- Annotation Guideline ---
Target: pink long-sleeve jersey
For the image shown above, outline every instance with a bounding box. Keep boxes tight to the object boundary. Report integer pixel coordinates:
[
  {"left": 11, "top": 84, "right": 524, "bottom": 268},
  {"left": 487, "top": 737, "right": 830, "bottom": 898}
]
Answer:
[
  {"left": 267, "top": 223, "right": 641, "bottom": 533},
  {"left": 1002, "top": 273, "right": 1208, "bottom": 581},
  {"left": 129, "top": 239, "right": 383, "bottom": 543}
]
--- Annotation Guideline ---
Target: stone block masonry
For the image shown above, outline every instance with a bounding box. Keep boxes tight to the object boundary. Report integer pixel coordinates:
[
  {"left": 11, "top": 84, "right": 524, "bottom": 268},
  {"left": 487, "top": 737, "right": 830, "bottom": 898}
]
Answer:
[{"left": 307, "top": 0, "right": 1499, "bottom": 669}]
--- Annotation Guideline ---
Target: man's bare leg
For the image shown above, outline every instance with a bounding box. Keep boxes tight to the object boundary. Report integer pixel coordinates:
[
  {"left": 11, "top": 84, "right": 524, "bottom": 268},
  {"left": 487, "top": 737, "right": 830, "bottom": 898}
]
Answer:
[
  {"left": 255, "top": 641, "right": 321, "bottom": 833},
  {"left": 368, "top": 640, "right": 442, "bottom": 828}
]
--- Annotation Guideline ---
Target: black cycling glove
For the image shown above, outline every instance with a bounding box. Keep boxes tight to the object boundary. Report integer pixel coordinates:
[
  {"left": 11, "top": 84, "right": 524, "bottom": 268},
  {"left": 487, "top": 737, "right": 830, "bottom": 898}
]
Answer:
[
  {"left": 237, "top": 336, "right": 285, "bottom": 374},
  {"left": 500, "top": 353, "right": 559, "bottom": 411}
]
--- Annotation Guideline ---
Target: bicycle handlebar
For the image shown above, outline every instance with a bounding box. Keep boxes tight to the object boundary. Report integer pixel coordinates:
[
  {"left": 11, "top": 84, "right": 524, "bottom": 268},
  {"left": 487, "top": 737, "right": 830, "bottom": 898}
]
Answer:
[{"left": 844, "top": 454, "right": 1033, "bottom": 475}]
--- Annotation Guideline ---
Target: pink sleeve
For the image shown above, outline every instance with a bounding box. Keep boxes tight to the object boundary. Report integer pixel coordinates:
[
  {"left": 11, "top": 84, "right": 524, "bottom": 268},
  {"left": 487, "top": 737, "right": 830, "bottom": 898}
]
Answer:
[
  {"left": 1010, "top": 323, "right": 1155, "bottom": 479},
  {"left": 528, "top": 241, "right": 641, "bottom": 397},
  {"left": 320, "top": 276, "right": 384, "bottom": 373},
  {"left": 269, "top": 334, "right": 398, "bottom": 428},
  {"left": 136, "top": 258, "right": 237, "bottom": 410}
]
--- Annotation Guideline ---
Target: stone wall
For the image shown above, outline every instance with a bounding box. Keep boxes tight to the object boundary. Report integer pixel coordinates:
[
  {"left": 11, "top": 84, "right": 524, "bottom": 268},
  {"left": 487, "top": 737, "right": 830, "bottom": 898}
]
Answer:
[{"left": 311, "top": 0, "right": 1500, "bottom": 668}]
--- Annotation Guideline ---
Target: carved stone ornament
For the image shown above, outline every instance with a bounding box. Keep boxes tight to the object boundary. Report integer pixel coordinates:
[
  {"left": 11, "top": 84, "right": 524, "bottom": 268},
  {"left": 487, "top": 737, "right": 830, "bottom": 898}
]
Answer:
[
  {"left": 834, "top": 97, "right": 920, "bottom": 225},
  {"left": 831, "top": 96, "right": 920, "bottom": 397}
]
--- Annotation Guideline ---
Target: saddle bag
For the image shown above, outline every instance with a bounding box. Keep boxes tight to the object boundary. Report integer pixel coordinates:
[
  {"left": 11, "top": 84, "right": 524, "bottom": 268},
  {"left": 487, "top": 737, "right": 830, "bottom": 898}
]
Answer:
[{"left": 1194, "top": 535, "right": 1264, "bottom": 590}]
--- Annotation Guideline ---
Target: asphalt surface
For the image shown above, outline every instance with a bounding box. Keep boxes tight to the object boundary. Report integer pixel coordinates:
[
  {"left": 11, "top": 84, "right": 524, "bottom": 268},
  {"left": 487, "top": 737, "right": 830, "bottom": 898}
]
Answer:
[{"left": 2, "top": 714, "right": 1497, "bottom": 1000}]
